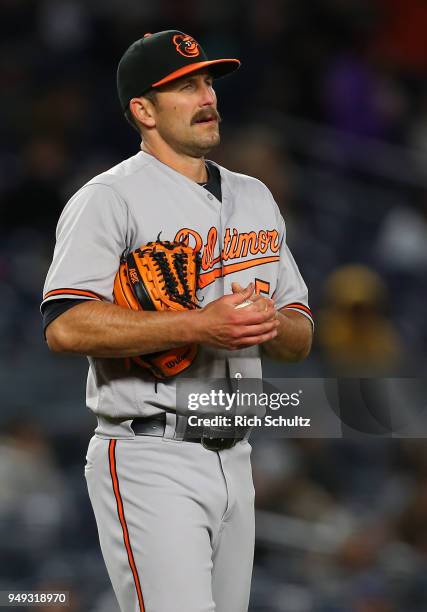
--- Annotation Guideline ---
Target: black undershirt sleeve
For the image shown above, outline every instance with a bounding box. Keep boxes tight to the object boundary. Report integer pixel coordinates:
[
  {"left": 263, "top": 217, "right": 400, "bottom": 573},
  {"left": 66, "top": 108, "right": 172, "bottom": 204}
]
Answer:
[{"left": 42, "top": 299, "right": 87, "bottom": 335}]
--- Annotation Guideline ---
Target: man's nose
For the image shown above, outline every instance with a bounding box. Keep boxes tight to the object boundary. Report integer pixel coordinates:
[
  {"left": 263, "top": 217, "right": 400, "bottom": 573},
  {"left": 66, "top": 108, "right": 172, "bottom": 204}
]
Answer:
[{"left": 199, "top": 83, "right": 215, "bottom": 106}]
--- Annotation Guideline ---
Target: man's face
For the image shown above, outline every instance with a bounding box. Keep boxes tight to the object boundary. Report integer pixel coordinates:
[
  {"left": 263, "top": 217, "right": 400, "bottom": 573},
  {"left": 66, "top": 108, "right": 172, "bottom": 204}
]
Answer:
[{"left": 150, "top": 71, "right": 221, "bottom": 158}]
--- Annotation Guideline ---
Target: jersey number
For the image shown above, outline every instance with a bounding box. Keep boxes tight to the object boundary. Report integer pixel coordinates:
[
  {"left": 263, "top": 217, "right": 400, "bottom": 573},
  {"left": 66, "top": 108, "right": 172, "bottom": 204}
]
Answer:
[{"left": 254, "top": 278, "right": 270, "bottom": 296}]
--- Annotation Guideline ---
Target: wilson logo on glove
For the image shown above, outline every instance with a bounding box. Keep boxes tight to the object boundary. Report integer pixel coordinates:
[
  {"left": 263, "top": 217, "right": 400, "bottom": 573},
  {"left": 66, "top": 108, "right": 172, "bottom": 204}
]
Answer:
[{"left": 113, "top": 238, "right": 201, "bottom": 379}]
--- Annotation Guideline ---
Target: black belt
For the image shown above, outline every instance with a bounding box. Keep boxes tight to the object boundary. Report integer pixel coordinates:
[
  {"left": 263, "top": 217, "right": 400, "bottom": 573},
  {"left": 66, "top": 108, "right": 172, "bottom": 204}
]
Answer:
[{"left": 131, "top": 414, "right": 248, "bottom": 451}]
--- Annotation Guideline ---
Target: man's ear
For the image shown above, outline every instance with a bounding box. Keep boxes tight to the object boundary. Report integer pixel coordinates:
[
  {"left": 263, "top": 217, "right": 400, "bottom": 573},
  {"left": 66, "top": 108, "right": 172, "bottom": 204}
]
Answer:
[{"left": 129, "top": 97, "right": 156, "bottom": 129}]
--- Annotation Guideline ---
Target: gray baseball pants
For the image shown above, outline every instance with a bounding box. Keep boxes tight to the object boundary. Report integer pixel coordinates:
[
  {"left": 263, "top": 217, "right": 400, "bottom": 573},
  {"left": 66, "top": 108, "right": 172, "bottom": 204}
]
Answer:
[{"left": 85, "top": 434, "right": 255, "bottom": 612}]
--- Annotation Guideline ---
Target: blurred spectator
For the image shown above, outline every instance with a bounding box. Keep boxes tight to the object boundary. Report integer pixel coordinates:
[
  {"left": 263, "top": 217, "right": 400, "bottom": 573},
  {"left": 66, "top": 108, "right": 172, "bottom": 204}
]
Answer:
[
  {"left": 317, "top": 265, "right": 403, "bottom": 375},
  {"left": 376, "top": 189, "right": 427, "bottom": 274},
  {"left": 375, "top": 189, "right": 427, "bottom": 364},
  {"left": 0, "top": 420, "right": 67, "bottom": 521},
  {"left": 0, "top": 420, "right": 73, "bottom": 580}
]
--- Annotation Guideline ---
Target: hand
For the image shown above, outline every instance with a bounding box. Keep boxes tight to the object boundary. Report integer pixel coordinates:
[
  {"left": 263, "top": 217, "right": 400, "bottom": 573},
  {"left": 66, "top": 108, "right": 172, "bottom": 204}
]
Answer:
[
  {"left": 231, "top": 282, "right": 277, "bottom": 320},
  {"left": 196, "top": 283, "right": 280, "bottom": 350}
]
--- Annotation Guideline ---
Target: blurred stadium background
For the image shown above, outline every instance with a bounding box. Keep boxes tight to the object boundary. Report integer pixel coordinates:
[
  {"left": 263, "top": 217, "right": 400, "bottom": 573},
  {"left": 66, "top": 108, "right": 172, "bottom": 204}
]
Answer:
[{"left": 1, "top": 1, "right": 427, "bottom": 610}]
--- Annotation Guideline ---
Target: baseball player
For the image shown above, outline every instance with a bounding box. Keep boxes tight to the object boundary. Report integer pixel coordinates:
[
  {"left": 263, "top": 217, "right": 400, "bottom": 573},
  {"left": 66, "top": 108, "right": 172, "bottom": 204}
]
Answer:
[{"left": 41, "top": 30, "right": 313, "bottom": 612}]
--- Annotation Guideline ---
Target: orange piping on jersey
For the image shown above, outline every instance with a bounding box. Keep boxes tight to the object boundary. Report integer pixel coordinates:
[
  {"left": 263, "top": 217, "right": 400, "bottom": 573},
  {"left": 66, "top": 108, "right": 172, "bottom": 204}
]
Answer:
[
  {"left": 109, "top": 440, "right": 145, "bottom": 612},
  {"left": 283, "top": 302, "right": 313, "bottom": 317},
  {"left": 198, "top": 267, "right": 222, "bottom": 288},
  {"left": 198, "top": 255, "right": 280, "bottom": 289},
  {"left": 43, "top": 288, "right": 103, "bottom": 300}
]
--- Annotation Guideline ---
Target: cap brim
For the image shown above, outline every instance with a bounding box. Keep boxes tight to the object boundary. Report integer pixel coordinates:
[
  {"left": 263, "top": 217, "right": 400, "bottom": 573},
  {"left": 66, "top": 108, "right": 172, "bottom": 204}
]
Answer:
[{"left": 151, "top": 59, "right": 240, "bottom": 88}]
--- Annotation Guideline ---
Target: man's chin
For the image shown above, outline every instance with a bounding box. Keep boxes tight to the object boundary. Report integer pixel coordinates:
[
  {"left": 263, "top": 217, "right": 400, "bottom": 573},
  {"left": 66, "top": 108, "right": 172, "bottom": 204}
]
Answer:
[
  {"left": 203, "top": 131, "right": 221, "bottom": 148},
  {"left": 186, "top": 134, "right": 220, "bottom": 158}
]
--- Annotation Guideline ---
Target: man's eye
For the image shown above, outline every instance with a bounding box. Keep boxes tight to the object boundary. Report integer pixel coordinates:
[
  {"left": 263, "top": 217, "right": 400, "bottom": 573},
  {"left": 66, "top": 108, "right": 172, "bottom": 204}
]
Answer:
[{"left": 182, "top": 82, "right": 193, "bottom": 90}]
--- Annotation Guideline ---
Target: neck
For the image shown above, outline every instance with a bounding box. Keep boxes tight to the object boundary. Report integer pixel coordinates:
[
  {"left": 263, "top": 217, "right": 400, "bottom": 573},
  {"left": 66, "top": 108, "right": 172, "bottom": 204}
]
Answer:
[{"left": 141, "top": 140, "right": 208, "bottom": 183}]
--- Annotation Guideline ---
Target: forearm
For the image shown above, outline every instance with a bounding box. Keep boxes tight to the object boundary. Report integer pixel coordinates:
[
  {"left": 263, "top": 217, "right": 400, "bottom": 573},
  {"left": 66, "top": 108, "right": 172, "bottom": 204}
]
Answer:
[
  {"left": 262, "top": 309, "right": 313, "bottom": 362},
  {"left": 46, "top": 300, "right": 203, "bottom": 357},
  {"left": 46, "top": 286, "right": 281, "bottom": 357}
]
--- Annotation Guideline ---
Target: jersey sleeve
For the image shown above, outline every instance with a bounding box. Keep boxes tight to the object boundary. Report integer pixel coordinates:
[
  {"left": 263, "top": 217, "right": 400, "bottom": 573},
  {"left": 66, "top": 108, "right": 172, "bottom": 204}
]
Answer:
[
  {"left": 41, "top": 183, "right": 129, "bottom": 310},
  {"left": 271, "top": 204, "right": 314, "bottom": 328}
]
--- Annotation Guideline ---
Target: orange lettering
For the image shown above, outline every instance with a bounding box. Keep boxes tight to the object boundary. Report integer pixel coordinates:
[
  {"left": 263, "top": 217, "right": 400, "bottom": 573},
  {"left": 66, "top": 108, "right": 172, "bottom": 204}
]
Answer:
[
  {"left": 201, "top": 227, "right": 218, "bottom": 270},
  {"left": 267, "top": 230, "right": 280, "bottom": 252},
  {"left": 258, "top": 230, "right": 268, "bottom": 254},
  {"left": 222, "top": 228, "right": 232, "bottom": 260},
  {"left": 174, "top": 228, "right": 203, "bottom": 252},
  {"left": 227, "top": 228, "right": 239, "bottom": 259},
  {"left": 175, "top": 226, "right": 280, "bottom": 276},
  {"left": 236, "top": 232, "right": 258, "bottom": 258}
]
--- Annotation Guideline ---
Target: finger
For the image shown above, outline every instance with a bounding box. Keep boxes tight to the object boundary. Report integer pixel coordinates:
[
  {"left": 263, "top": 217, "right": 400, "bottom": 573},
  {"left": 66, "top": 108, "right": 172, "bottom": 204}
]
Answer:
[
  {"left": 228, "top": 283, "right": 254, "bottom": 305},
  {"left": 243, "top": 309, "right": 278, "bottom": 324},
  {"left": 249, "top": 294, "right": 274, "bottom": 305},
  {"left": 234, "top": 320, "right": 280, "bottom": 338},
  {"left": 231, "top": 282, "right": 244, "bottom": 294},
  {"left": 250, "top": 297, "right": 275, "bottom": 312},
  {"left": 233, "top": 299, "right": 271, "bottom": 314},
  {"left": 233, "top": 329, "right": 279, "bottom": 348},
  {"left": 235, "top": 306, "right": 277, "bottom": 324},
  {"left": 263, "top": 310, "right": 279, "bottom": 322}
]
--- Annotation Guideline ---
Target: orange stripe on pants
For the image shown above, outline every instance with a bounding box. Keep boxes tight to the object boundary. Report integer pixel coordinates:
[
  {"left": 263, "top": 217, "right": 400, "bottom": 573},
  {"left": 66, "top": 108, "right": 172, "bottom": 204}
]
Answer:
[{"left": 108, "top": 439, "right": 145, "bottom": 612}]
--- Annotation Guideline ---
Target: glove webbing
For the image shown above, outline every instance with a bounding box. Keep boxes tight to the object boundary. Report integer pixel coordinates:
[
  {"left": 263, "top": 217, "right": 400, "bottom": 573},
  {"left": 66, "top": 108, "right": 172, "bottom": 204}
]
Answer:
[
  {"left": 172, "top": 251, "right": 199, "bottom": 307},
  {"left": 128, "top": 247, "right": 200, "bottom": 310}
]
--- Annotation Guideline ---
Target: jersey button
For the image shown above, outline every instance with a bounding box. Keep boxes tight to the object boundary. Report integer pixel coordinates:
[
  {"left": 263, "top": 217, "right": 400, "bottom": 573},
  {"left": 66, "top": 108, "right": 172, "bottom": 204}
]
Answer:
[
  {"left": 235, "top": 372, "right": 242, "bottom": 379},
  {"left": 207, "top": 193, "right": 214, "bottom": 200}
]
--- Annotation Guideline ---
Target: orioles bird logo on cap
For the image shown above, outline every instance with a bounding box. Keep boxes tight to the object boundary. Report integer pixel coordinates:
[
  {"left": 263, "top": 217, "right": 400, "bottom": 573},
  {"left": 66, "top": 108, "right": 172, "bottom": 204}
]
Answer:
[{"left": 173, "top": 34, "right": 200, "bottom": 58}]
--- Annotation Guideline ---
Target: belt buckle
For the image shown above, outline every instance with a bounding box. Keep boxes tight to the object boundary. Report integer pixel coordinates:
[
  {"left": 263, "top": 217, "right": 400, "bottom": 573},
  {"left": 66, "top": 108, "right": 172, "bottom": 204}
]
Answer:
[{"left": 201, "top": 436, "right": 235, "bottom": 451}]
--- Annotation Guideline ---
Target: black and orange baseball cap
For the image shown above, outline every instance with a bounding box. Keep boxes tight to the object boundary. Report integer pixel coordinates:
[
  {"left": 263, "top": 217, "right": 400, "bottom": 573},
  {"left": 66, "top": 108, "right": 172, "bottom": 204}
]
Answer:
[{"left": 117, "top": 30, "right": 240, "bottom": 111}]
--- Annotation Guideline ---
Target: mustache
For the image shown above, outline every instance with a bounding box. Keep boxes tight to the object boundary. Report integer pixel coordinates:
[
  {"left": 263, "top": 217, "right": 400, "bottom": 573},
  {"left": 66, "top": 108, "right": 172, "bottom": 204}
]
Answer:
[{"left": 191, "top": 108, "right": 222, "bottom": 125}]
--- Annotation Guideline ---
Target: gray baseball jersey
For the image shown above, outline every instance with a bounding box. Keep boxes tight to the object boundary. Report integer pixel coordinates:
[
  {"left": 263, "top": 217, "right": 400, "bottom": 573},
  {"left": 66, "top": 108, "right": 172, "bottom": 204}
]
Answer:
[
  {"left": 42, "top": 150, "right": 312, "bottom": 612},
  {"left": 42, "top": 151, "right": 312, "bottom": 432}
]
